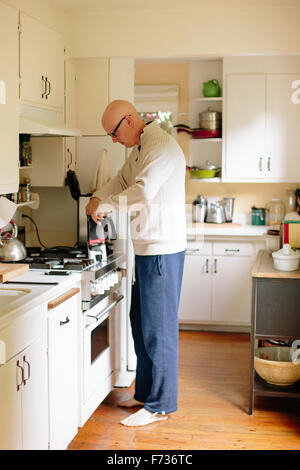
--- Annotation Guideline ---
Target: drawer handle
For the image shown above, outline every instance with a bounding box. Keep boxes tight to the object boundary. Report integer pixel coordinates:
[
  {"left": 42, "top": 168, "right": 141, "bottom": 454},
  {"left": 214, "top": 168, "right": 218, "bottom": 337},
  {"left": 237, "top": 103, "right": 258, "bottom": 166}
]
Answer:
[
  {"left": 16, "top": 360, "right": 24, "bottom": 391},
  {"left": 225, "top": 249, "right": 240, "bottom": 253},
  {"left": 23, "top": 355, "right": 30, "bottom": 386},
  {"left": 60, "top": 316, "right": 70, "bottom": 326},
  {"left": 48, "top": 287, "right": 80, "bottom": 310},
  {"left": 41, "top": 76, "right": 47, "bottom": 98}
]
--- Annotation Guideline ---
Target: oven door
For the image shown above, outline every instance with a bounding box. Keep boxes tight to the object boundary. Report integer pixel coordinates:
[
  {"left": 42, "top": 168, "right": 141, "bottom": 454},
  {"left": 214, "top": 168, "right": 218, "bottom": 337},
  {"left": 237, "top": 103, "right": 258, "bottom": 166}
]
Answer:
[{"left": 83, "top": 292, "right": 124, "bottom": 402}]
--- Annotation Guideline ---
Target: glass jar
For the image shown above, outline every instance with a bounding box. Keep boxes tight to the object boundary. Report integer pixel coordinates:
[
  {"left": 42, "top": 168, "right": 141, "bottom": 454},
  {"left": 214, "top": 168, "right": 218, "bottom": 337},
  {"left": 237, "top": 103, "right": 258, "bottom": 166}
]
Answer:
[
  {"left": 266, "top": 198, "right": 285, "bottom": 226},
  {"left": 285, "top": 190, "right": 296, "bottom": 214}
]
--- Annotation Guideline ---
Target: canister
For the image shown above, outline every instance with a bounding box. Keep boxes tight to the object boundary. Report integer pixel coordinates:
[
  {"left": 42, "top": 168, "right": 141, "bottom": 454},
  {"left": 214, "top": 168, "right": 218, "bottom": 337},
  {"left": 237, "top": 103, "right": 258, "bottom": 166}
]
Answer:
[{"left": 251, "top": 207, "right": 265, "bottom": 225}]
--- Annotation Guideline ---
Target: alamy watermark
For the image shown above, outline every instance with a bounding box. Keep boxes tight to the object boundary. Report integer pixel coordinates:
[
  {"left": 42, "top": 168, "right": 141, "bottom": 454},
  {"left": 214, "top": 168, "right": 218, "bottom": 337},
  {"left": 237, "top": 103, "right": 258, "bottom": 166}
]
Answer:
[{"left": 291, "top": 80, "right": 300, "bottom": 104}]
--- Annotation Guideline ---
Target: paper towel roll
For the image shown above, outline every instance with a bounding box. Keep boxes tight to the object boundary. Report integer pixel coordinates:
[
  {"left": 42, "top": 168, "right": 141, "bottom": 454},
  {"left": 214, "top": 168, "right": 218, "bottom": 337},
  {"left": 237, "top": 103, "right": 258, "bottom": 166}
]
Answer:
[{"left": 0, "top": 197, "right": 17, "bottom": 228}]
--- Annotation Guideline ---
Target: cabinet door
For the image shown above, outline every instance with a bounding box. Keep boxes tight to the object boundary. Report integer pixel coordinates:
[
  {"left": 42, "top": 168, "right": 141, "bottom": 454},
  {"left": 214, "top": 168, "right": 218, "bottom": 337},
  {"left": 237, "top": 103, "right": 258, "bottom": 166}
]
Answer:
[
  {"left": 21, "top": 338, "right": 48, "bottom": 450},
  {"left": 0, "top": 2, "right": 19, "bottom": 194},
  {"left": 65, "top": 61, "right": 77, "bottom": 128},
  {"left": 178, "top": 255, "right": 211, "bottom": 322},
  {"left": 48, "top": 292, "right": 79, "bottom": 449},
  {"left": 225, "top": 74, "right": 266, "bottom": 180},
  {"left": 65, "top": 137, "right": 76, "bottom": 173},
  {"left": 20, "top": 13, "right": 64, "bottom": 109},
  {"left": 0, "top": 355, "right": 22, "bottom": 450},
  {"left": 265, "top": 74, "right": 300, "bottom": 181},
  {"left": 211, "top": 256, "right": 252, "bottom": 324},
  {"left": 74, "top": 58, "right": 109, "bottom": 135}
]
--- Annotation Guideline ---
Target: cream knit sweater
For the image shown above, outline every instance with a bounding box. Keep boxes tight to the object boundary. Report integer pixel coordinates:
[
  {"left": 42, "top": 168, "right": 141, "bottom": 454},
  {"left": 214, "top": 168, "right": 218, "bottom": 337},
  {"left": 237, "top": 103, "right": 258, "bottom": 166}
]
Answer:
[{"left": 93, "top": 121, "right": 186, "bottom": 255}]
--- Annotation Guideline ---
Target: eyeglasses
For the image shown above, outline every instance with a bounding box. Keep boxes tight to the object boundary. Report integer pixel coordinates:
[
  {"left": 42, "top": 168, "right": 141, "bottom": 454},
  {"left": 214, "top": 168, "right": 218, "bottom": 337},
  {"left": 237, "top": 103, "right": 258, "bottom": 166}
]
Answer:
[{"left": 107, "top": 114, "right": 130, "bottom": 138}]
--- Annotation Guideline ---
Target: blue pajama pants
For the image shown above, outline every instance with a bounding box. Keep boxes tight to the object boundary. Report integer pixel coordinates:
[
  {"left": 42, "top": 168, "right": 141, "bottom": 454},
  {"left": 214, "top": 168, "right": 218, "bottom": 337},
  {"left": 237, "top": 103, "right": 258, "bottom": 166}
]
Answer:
[{"left": 129, "top": 251, "right": 185, "bottom": 414}]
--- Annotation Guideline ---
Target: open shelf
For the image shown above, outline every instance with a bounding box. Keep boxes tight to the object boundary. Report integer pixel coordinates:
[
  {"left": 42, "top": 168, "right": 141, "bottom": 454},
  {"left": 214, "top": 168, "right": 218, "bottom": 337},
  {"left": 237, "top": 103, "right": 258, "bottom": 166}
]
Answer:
[
  {"left": 190, "top": 138, "right": 222, "bottom": 142},
  {"left": 188, "top": 177, "right": 221, "bottom": 183},
  {"left": 192, "top": 97, "right": 222, "bottom": 102}
]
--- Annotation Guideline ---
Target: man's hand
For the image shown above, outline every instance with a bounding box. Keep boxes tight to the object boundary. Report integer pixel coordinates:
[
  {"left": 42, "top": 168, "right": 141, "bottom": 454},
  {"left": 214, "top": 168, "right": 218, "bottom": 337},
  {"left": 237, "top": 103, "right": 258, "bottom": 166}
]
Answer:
[{"left": 85, "top": 197, "right": 104, "bottom": 224}]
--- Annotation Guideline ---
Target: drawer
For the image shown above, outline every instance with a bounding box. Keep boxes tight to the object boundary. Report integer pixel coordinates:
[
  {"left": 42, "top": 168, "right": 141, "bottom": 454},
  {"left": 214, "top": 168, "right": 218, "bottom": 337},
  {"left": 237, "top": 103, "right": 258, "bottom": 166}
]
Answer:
[
  {"left": 186, "top": 241, "right": 212, "bottom": 255},
  {"left": 0, "top": 304, "right": 47, "bottom": 364},
  {"left": 213, "top": 242, "right": 253, "bottom": 257}
]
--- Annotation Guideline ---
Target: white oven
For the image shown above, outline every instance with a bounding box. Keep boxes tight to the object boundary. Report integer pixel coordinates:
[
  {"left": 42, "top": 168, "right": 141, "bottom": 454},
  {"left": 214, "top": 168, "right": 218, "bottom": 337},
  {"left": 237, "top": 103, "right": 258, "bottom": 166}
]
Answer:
[{"left": 82, "top": 286, "right": 124, "bottom": 420}]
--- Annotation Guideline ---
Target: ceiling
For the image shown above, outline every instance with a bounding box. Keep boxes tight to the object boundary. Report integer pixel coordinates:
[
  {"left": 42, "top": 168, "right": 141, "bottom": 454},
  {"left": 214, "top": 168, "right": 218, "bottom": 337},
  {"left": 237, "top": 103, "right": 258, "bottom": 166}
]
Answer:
[{"left": 47, "top": 0, "right": 300, "bottom": 14}]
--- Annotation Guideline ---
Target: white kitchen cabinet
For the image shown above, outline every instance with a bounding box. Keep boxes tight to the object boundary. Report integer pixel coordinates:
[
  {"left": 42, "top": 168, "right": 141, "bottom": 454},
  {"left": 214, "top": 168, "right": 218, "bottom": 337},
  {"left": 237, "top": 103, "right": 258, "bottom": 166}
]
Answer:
[
  {"left": 211, "top": 255, "right": 252, "bottom": 324},
  {"left": 0, "top": 305, "right": 48, "bottom": 450},
  {"left": 224, "top": 72, "right": 300, "bottom": 182},
  {"left": 19, "top": 12, "right": 64, "bottom": 110},
  {"left": 74, "top": 57, "right": 134, "bottom": 136},
  {"left": 30, "top": 136, "right": 76, "bottom": 186},
  {"left": 74, "top": 58, "right": 109, "bottom": 135},
  {"left": 178, "top": 255, "right": 212, "bottom": 322},
  {"left": 47, "top": 287, "right": 80, "bottom": 450},
  {"left": 179, "top": 240, "right": 253, "bottom": 328},
  {"left": 0, "top": 1, "right": 19, "bottom": 194},
  {"left": 265, "top": 74, "right": 300, "bottom": 180}
]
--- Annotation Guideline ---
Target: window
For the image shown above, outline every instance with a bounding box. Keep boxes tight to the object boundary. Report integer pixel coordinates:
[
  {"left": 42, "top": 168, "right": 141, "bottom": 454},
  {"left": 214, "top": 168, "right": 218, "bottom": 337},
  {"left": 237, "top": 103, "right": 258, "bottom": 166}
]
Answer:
[{"left": 135, "top": 85, "right": 179, "bottom": 137}]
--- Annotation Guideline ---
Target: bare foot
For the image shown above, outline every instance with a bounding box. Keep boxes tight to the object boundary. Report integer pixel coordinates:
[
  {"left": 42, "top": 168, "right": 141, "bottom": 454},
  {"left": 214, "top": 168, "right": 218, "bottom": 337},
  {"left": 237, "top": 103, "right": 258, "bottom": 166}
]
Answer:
[
  {"left": 120, "top": 408, "right": 168, "bottom": 427},
  {"left": 118, "top": 398, "right": 144, "bottom": 408}
]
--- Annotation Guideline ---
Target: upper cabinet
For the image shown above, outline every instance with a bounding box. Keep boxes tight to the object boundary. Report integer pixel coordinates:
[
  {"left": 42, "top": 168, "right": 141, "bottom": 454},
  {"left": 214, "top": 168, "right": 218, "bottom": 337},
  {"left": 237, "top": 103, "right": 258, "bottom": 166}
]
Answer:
[
  {"left": 74, "top": 57, "right": 134, "bottom": 136},
  {"left": 0, "top": 1, "right": 19, "bottom": 195},
  {"left": 223, "top": 57, "right": 300, "bottom": 182},
  {"left": 74, "top": 58, "right": 109, "bottom": 135},
  {"left": 19, "top": 13, "right": 64, "bottom": 110}
]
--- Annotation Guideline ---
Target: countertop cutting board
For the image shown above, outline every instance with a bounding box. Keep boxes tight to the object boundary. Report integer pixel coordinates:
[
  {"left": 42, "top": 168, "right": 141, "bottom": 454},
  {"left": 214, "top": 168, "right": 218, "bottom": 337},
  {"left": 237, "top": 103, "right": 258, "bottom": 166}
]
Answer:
[{"left": 0, "top": 263, "right": 29, "bottom": 283}]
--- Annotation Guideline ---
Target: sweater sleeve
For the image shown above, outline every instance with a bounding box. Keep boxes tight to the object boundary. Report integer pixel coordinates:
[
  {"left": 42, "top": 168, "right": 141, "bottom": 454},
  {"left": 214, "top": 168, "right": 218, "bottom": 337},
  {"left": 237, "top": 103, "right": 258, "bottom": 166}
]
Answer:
[
  {"left": 99, "top": 144, "right": 178, "bottom": 212},
  {"left": 92, "top": 150, "right": 133, "bottom": 201}
]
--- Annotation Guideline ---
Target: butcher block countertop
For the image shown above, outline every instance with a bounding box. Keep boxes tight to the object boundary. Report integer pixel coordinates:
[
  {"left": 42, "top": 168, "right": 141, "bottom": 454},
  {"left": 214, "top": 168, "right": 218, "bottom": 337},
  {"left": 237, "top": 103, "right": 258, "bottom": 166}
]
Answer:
[
  {"left": 0, "top": 263, "right": 29, "bottom": 283},
  {"left": 252, "top": 250, "right": 300, "bottom": 279}
]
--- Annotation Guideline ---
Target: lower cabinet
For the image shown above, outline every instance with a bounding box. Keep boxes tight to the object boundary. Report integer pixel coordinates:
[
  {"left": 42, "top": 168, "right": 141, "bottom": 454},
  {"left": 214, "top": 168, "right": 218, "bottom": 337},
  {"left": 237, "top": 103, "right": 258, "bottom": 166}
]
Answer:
[
  {"left": 0, "top": 306, "right": 48, "bottom": 450},
  {"left": 179, "top": 240, "right": 254, "bottom": 327},
  {"left": 47, "top": 287, "right": 80, "bottom": 450}
]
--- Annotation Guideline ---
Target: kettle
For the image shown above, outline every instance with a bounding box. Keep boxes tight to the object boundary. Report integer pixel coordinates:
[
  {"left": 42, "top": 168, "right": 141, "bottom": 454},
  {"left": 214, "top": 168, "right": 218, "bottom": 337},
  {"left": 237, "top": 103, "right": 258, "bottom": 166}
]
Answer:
[
  {"left": 206, "top": 201, "right": 225, "bottom": 224},
  {"left": 87, "top": 215, "right": 116, "bottom": 263},
  {"left": 202, "top": 79, "right": 221, "bottom": 98},
  {"left": 0, "top": 220, "right": 27, "bottom": 261}
]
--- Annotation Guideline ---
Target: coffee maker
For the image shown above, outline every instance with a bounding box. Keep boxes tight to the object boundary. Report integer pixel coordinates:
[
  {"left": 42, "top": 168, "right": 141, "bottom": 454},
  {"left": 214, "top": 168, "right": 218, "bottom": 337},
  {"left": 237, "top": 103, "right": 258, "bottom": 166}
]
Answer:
[{"left": 78, "top": 195, "right": 117, "bottom": 262}]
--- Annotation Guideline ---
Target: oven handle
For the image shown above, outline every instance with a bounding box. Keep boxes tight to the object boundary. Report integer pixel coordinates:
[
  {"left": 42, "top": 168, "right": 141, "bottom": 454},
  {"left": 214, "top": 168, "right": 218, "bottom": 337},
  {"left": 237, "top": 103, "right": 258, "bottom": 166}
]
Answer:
[{"left": 85, "top": 294, "right": 124, "bottom": 322}]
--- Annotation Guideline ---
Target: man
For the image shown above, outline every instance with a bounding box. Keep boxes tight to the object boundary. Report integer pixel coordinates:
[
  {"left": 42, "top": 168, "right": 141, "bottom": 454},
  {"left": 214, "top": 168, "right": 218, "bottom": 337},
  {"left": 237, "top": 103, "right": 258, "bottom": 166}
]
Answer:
[{"left": 86, "top": 100, "right": 186, "bottom": 427}]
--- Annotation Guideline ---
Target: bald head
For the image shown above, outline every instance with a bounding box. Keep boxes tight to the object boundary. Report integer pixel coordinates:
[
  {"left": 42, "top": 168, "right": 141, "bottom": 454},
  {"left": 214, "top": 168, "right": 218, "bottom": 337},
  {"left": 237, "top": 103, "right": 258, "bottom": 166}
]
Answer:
[{"left": 101, "top": 100, "right": 146, "bottom": 148}]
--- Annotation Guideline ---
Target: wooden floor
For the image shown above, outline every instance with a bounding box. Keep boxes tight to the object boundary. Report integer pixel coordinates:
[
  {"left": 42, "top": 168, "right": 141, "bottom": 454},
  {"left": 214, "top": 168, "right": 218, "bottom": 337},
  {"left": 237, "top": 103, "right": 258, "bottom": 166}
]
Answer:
[{"left": 68, "top": 331, "right": 300, "bottom": 450}]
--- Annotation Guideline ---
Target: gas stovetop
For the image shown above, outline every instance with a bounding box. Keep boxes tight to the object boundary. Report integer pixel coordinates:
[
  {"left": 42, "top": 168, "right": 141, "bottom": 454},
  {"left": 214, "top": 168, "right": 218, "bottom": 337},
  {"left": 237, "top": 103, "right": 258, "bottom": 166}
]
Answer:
[{"left": 20, "top": 246, "right": 98, "bottom": 271}]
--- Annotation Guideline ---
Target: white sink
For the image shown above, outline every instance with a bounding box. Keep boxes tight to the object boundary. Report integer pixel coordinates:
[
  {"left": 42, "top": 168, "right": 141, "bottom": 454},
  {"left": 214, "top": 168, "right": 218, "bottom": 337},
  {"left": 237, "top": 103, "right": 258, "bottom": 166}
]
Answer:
[{"left": 0, "top": 287, "right": 31, "bottom": 309}]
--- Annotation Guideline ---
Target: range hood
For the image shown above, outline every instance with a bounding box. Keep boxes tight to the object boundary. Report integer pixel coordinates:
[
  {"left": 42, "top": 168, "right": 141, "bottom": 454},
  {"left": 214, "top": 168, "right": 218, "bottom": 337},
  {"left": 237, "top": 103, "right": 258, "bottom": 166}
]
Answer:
[{"left": 19, "top": 117, "right": 82, "bottom": 137}]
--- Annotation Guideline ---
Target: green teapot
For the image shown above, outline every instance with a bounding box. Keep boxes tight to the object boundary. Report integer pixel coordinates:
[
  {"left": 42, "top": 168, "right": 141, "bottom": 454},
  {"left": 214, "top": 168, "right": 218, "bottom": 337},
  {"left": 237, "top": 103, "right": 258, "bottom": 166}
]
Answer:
[{"left": 202, "top": 79, "right": 221, "bottom": 98}]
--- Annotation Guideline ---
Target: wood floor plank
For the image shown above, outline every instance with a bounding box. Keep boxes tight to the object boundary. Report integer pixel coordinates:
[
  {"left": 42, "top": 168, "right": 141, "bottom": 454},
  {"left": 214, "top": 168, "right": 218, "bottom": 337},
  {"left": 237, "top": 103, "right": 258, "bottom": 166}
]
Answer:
[{"left": 68, "top": 331, "right": 300, "bottom": 450}]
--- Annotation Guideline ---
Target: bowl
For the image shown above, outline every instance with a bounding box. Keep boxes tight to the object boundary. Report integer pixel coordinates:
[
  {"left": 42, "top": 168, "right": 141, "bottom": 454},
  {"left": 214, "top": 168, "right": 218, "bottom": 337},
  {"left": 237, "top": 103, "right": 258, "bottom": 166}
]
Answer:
[
  {"left": 254, "top": 347, "right": 300, "bottom": 386},
  {"left": 272, "top": 244, "right": 300, "bottom": 271}
]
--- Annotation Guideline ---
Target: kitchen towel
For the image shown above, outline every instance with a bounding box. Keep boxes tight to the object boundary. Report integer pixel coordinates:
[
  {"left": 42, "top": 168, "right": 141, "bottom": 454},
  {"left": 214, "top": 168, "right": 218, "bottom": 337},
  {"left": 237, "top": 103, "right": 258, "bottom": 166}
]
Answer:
[
  {"left": 0, "top": 196, "right": 17, "bottom": 229},
  {"left": 91, "top": 148, "right": 110, "bottom": 192}
]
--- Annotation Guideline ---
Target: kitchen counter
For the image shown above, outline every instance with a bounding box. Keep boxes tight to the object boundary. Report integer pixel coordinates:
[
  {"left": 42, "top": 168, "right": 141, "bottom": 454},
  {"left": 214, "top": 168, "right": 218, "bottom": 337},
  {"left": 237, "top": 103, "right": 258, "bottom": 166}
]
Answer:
[
  {"left": 187, "top": 222, "right": 266, "bottom": 238},
  {"left": 252, "top": 249, "right": 300, "bottom": 279},
  {"left": 0, "top": 270, "right": 81, "bottom": 327}
]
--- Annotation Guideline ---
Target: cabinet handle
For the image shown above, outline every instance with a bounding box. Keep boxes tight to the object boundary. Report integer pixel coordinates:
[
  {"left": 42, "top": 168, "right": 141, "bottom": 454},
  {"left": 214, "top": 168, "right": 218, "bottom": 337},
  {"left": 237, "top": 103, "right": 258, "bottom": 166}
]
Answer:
[
  {"left": 213, "top": 259, "right": 217, "bottom": 274},
  {"left": 16, "top": 360, "right": 24, "bottom": 391},
  {"left": 60, "top": 316, "right": 70, "bottom": 326},
  {"left": 41, "top": 76, "right": 47, "bottom": 98},
  {"left": 67, "top": 148, "right": 73, "bottom": 169},
  {"left": 23, "top": 355, "right": 30, "bottom": 386},
  {"left": 48, "top": 287, "right": 80, "bottom": 310},
  {"left": 267, "top": 157, "right": 271, "bottom": 172},
  {"left": 258, "top": 157, "right": 263, "bottom": 172},
  {"left": 205, "top": 258, "right": 209, "bottom": 273},
  {"left": 225, "top": 248, "right": 240, "bottom": 253},
  {"left": 45, "top": 78, "right": 51, "bottom": 99}
]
